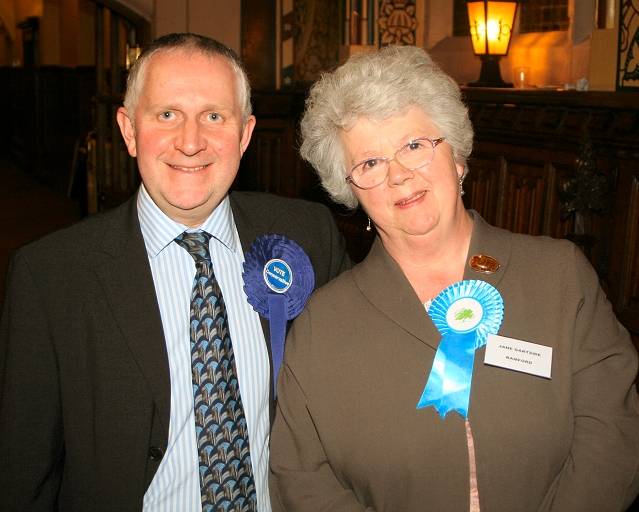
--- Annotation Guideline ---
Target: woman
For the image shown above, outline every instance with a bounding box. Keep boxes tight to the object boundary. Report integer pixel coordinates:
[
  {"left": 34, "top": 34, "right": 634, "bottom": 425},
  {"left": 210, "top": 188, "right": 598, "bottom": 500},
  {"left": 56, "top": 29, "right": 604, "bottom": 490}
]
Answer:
[{"left": 269, "top": 46, "right": 639, "bottom": 511}]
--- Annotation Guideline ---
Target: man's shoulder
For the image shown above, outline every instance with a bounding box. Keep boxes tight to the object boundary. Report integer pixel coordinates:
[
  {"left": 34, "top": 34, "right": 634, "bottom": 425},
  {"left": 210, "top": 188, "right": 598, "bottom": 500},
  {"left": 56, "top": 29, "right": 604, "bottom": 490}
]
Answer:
[
  {"left": 230, "top": 191, "right": 329, "bottom": 217},
  {"left": 17, "top": 198, "right": 134, "bottom": 259},
  {"left": 229, "top": 191, "right": 350, "bottom": 283},
  {"left": 229, "top": 191, "right": 334, "bottom": 234}
]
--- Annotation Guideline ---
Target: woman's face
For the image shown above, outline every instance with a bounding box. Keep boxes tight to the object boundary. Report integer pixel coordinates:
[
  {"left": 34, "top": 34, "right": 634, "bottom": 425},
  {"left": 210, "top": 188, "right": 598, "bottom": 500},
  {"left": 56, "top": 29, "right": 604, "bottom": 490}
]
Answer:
[{"left": 340, "top": 106, "right": 465, "bottom": 244}]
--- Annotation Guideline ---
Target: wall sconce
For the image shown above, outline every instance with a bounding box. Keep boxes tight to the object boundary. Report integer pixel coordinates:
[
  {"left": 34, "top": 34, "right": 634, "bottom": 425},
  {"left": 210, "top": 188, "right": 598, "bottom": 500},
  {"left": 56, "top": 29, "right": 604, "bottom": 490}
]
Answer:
[{"left": 467, "top": 0, "right": 518, "bottom": 87}]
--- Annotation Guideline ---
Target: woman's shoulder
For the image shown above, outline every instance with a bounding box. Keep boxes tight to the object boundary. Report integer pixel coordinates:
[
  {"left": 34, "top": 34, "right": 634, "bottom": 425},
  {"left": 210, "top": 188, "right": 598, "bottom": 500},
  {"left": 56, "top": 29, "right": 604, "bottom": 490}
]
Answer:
[
  {"left": 510, "top": 230, "right": 576, "bottom": 259},
  {"left": 309, "top": 267, "right": 359, "bottom": 308},
  {"left": 479, "top": 219, "right": 579, "bottom": 265},
  {"left": 484, "top": 223, "right": 594, "bottom": 291}
]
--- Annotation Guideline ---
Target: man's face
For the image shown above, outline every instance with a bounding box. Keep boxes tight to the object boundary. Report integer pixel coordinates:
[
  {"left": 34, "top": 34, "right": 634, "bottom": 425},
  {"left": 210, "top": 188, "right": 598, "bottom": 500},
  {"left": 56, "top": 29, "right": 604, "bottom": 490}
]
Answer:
[{"left": 117, "top": 49, "right": 255, "bottom": 227}]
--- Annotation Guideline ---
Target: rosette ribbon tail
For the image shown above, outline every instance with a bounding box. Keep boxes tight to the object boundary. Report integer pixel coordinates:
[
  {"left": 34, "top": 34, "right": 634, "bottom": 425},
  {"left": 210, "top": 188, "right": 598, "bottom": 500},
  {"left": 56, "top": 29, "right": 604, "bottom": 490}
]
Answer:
[
  {"left": 267, "top": 293, "right": 287, "bottom": 397},
  {"left": 417, "top": 332, "right": 477, "bottom": 419},
  {"left": 416, "top": 280, "right": 504, "bottom": 420}
]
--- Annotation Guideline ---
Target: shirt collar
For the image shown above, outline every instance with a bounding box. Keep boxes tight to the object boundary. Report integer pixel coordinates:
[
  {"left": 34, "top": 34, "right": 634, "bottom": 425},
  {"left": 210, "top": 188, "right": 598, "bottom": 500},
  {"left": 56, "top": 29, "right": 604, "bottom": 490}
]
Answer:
[{"left": 137, "top": 184, "right": 238, "bottom": 258}]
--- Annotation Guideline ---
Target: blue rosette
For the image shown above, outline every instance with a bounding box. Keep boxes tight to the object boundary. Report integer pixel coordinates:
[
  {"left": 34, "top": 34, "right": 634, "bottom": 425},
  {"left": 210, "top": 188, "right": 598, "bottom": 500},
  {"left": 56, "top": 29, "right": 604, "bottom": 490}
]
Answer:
[
  {"left": 243, "top": 234, "right": 315, "bottom": 395},
  {"left": 417, "top": 280, "right": 503, "bottom": 419}
]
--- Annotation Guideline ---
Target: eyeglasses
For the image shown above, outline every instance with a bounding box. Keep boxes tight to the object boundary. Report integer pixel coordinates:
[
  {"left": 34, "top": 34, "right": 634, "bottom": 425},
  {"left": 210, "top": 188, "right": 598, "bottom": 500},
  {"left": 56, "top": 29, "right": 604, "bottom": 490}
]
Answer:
[{"left": 345, "top": 136, "right": 446, "bottom": 190}]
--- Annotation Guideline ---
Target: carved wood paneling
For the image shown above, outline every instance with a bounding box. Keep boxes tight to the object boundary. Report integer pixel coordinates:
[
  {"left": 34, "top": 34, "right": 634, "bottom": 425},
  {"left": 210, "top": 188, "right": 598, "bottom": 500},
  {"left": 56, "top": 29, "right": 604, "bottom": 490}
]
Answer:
[
  {"left": 467, "top": 144, "right": 575, "bottom": 239},
  {"left": 378, "top": 0, "right": 419, "bottom": 45},
  {"left": 609, "top": 161, "right": 639, "bottom": 335},
  {"left": 499, "top": 160, "right": 548, "bottom": 235},
  {"left": 239, "top": 118, "right": 294, "bottom": 196},
  {"left": 463, "top": 155, "right": 501, "bottom": 226},
  {"left": 464, "top": 89, "right": 639, "bottom": 151},
  {"left": 237, "top": 91, "right": 318, "bottom": 199}
]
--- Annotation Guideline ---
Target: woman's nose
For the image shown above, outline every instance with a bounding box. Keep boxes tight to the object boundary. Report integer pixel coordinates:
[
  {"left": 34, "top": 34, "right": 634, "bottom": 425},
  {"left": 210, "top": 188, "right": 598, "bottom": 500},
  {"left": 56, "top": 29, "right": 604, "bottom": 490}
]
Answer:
[{"left": 386, "top": 158, "right": 414, "bottom": 186}]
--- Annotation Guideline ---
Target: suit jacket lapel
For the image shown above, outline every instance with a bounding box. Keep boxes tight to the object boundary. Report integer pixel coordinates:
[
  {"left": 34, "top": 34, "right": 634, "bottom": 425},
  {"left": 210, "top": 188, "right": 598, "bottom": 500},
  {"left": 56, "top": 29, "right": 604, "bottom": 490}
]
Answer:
[
  {"left": 229, "top": 194, "right": 271, "bottom": 344},
  {"left": 229, "top": 194, "right": 277, "bottom": 418},
  {"left": 230, "top": 193, "right": 259, "bottom": 254},
  {"left": 93, "top": 198, "right": 171, "bottom": 434}
]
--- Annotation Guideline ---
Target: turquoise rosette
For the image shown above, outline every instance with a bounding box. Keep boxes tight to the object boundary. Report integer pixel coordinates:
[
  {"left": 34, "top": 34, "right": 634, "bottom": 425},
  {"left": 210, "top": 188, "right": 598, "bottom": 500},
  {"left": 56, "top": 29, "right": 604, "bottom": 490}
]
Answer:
[{"left": 417, "top": 280, "right": 504, "bottom": 419}]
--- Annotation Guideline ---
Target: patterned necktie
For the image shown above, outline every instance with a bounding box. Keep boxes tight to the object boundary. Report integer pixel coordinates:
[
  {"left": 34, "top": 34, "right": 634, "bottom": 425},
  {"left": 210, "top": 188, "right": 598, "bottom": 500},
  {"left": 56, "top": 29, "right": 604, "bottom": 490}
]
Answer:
[{"left": 175, "top": 231, "right": 257, "bottom": 512}]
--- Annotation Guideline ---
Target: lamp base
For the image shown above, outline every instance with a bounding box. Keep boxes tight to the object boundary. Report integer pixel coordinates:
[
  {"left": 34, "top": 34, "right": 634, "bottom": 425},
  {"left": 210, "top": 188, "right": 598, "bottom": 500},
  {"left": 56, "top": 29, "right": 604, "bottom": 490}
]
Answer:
[{"left": 467, "top": 55, "right": 513, "bottom": 88}]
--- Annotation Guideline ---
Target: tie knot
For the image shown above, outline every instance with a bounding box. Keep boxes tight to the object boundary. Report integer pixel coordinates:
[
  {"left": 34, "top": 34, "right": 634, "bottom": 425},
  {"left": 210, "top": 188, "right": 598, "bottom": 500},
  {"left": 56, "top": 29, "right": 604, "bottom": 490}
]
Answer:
[{"left": 175, "top": 231, "right": 213, "bottom": 263}]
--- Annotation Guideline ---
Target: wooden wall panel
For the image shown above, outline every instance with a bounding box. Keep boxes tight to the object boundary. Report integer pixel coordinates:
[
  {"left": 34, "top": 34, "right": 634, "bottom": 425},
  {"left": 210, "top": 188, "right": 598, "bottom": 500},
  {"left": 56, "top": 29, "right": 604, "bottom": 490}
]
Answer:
[
  {"left": 463, "top": 155, "right": 501, "bottom": 226},
  {"left": 467, "top": 147, "right": 575, "bottom": 239},
  {"left": 243, "top": 120, "right": 287, "bottom": 194},
  {"left": 497, "top": 159, "right": 549, "bottom": 235},
  {"left": 609, "top": 160, "right": 639, "bottom": 336},
  {"left": 237, "top": 91, "right": 327, "bottom": 201}
]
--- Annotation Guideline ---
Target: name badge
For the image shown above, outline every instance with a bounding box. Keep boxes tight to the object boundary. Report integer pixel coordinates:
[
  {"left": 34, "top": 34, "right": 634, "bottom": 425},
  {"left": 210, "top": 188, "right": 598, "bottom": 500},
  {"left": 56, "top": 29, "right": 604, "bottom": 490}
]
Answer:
[{"left": 484, "top": 334, "right": 552, "bottom": 379}]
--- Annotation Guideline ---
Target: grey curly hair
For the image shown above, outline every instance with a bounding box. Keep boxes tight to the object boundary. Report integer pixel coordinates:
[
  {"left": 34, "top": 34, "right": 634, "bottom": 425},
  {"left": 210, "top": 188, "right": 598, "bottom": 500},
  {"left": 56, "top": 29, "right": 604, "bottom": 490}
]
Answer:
[{"left": 300, "top": 45, "right": 474, "bottom": 209}]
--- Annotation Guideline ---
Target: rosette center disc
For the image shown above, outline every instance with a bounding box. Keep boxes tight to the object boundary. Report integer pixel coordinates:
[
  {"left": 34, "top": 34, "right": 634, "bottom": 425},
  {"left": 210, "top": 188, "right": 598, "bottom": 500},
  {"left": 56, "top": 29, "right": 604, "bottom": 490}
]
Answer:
[
  {"left": 263, "top": 258, "right": 293, "bottom": 293},
  {"left": 446, "top": 297, "right": 483, "bottom": 333}
]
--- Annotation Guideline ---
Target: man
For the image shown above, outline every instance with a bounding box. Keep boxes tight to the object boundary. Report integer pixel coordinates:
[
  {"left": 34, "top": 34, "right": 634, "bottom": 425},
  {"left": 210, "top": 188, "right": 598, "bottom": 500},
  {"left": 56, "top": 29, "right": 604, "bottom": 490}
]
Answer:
[{"left": 0, "top": 33, "right": 349, "bottom": 511}]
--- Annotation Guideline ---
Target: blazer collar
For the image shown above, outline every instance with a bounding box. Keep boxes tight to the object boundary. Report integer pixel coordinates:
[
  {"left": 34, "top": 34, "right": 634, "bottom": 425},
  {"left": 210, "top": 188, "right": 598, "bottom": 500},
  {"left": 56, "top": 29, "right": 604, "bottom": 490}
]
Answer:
[
  {"left": 93, "top": 196, "right": 172, "bottom": 435},
  {"left": 352, "top": 236, "right": 440, "bottom": 350},
  {"left": 463, "top": 210, "right": 511, "bottom": 287},
  {"left": 352, "top": 211, "right": 512, "bottom": 351}
]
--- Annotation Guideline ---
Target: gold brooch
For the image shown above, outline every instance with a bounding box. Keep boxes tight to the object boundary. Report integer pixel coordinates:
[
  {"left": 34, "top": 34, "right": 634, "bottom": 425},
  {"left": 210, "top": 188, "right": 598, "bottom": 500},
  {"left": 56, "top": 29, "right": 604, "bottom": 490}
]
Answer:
[{"left": 469, "top": 254, "right": 500, "bottom": 274}]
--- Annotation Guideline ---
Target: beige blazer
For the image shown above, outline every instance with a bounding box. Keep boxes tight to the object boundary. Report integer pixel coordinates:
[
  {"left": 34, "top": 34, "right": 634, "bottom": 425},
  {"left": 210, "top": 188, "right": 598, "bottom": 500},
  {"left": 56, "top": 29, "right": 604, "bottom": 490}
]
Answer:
[{"left": 270, "top": 213, "right": 639, "bottom": 512}]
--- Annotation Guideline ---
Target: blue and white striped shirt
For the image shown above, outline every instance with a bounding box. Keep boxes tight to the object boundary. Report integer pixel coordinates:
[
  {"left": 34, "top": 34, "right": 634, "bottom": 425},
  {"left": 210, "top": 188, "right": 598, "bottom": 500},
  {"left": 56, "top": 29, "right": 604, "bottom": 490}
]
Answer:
[{"left": 138, "top": 185, "right": 271, "bottom": 511}]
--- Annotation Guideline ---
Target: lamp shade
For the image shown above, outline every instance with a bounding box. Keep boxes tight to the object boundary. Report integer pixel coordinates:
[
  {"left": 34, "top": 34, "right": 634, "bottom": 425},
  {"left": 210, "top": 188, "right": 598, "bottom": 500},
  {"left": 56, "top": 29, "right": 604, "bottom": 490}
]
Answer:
[{"left": 467, "top": 1, "right": 517, "bottom": 56}]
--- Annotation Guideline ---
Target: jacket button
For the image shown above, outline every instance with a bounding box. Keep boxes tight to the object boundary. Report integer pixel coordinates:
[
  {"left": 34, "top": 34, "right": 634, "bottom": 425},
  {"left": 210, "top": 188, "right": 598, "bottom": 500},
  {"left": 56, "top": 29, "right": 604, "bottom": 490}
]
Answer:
[{"left": 148, "top": 446, "right": 164, "bottom": 461}]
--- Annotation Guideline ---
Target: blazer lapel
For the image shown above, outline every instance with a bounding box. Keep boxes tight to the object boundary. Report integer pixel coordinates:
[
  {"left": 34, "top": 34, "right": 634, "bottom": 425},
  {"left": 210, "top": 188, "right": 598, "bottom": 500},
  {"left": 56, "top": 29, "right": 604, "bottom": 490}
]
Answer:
[
  {"left": 352, "top": 212, "right": 513, "bottom": 351},
  {"left": 463, "top": 211, "right": 512, "bottom": 288},
  {"left": 93, "top": 198, "right": 171, "bottom": 433},
  {"left": 353, "top": 238, "right": 441, "bottom": 350}
]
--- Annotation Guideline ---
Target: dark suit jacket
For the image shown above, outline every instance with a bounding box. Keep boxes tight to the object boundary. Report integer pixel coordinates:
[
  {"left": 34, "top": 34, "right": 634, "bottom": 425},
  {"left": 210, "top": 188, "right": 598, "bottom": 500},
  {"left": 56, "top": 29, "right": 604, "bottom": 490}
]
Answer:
[
  {"left": 270, "top": 213, "right": 639, "bottom": 511},
  {"left": 0, "top": 191, "right": 350, "bottom": 512}
]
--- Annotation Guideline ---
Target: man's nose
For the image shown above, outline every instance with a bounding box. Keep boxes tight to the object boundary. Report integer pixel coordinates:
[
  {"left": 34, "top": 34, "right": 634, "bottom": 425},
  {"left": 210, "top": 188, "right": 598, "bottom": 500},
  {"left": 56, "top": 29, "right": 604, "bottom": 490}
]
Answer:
[{"left": 175, "top": 118, "right": 206, "bottom": 155}]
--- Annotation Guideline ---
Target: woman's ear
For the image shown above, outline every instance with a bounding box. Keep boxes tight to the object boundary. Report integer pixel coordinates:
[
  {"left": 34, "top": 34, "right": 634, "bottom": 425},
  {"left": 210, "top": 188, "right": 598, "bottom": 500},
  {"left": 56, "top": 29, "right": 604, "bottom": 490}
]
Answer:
[{"left": 456, "top": 161, "right": 467, "bottom": 180}]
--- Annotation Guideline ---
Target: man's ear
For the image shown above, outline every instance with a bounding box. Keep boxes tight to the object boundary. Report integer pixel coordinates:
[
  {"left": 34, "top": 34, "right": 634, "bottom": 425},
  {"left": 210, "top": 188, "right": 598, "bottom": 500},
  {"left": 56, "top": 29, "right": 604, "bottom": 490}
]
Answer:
[
  {"left": 239, "top": 115, "right": 256, "bottom": 156},
  {"left": 116, "top": 107, "right": 137, "bottom": 157}
]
